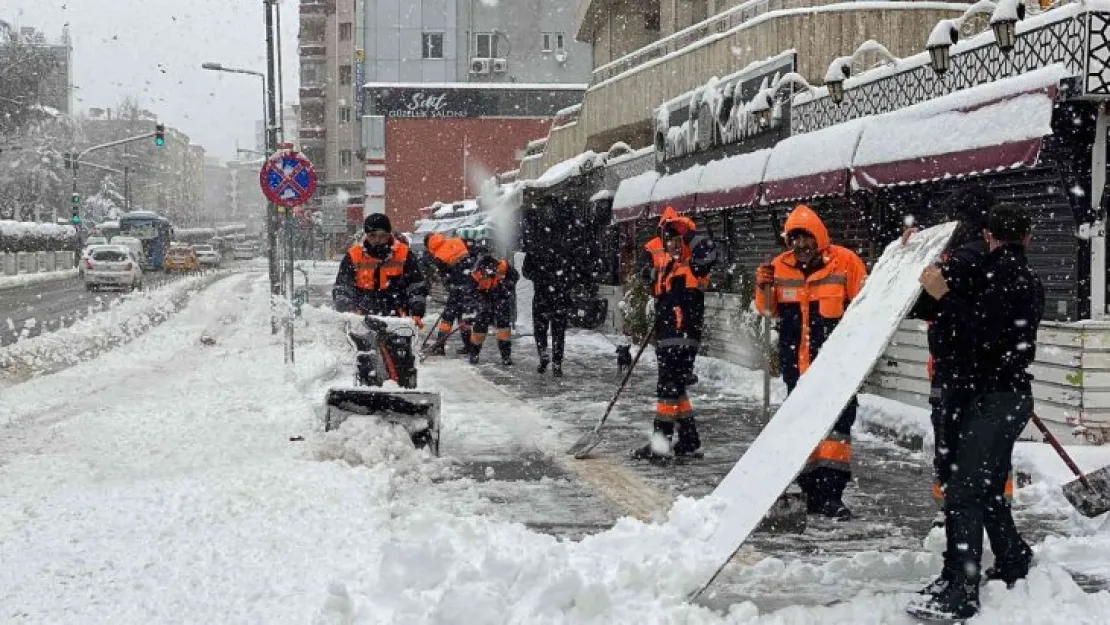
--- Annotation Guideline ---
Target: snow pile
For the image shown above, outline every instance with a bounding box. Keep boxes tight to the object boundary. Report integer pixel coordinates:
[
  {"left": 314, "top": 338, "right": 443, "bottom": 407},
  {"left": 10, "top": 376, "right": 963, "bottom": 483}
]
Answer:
[
  {"left": 0, "top": 268, "right": 79, "bottom": 292},
  {"left": 0, "top": 273, "right": 218, "bottom": 378},
  {"left": 0, "top": 220, "right": 79, "bottom": 252},
  {"left": 857, "top": 393, "right": 933, "bottom": 447},
  {"left": 314, "top": 417, "right": 453, "bottom": 483}
]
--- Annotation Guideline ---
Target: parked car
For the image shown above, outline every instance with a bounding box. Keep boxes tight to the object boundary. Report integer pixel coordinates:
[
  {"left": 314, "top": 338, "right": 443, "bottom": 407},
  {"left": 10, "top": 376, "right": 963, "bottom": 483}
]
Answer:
[
  {"left": 194, "top": 244, "right": 221, "bottom": 267},
  {"left": 232, "top": 243, "right": 256, "bottom": 260},
  {"left": 164, "top": 246, "right": 200, "bottom": 272},
  {"left": 83, "top": 245, "right": 143, "bottom": 291},
  {"left": 79, "top": 243, "right": 114, "bottom": 277},
  {"left": 110, "top": 236, "right": 146, "bottom": 267}
]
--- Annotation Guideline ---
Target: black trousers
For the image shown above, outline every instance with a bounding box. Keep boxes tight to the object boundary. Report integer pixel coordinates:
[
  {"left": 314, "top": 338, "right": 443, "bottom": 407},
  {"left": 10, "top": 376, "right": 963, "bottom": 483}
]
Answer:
[
  {"left": 930, "top": 389, "right": 974, "bottom": 507},
  {"left": 533, "top": 287, "right": 568, "bottom": 364},
  {"left": 944, "top": 392, "right": 1033, "bottom": 581}
]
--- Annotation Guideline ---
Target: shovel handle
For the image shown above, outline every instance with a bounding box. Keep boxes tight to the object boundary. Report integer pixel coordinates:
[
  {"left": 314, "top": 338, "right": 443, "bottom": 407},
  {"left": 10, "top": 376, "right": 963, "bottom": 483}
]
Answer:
[{"left": 1031, "top": 412, "right": 1092, "bottom": 489}]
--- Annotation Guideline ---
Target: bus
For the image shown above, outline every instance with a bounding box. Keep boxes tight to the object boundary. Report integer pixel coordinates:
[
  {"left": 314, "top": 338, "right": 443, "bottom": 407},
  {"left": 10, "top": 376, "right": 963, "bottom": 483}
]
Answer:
[
  {"left": 118, "top": 211, "right": 174, "bottom": 270},
  {"left": 175, "top": 228, "right": 217, "bottom": 246}
]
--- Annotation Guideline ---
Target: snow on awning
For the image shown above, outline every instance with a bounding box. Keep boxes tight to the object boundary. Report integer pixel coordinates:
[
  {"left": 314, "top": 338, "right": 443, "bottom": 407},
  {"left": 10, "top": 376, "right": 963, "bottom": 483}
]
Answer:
[
  {"left": 762, "top": 118, "right": 868, "bottom": 204},
  {"left": 696, "top": 149, "right": 772, "bottom": 212},
  {"left": 525, "top": 150, "right": 598, "bottom": 189},
  {"left": 649, "top": 164, "right": 703, "bottom": 216},
  {"left": 763, "top": 118, "right": 865, "bottom": 204},
  {"left": 851, "top": 68, "right": 1063, "bottom": 189},
  {"left": 612, "top": 171, "right": 659, "bottom": 223}
]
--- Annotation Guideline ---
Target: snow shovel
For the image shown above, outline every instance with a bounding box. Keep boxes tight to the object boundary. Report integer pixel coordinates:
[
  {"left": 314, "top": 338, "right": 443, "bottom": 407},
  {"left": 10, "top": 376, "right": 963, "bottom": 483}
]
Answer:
[
  {"left": 1030, "top": 413, "right": 1110, "bottom": 518},
  {"left": 759, "top": 282, "right": 774, "bottom": 423},
  {"left": 418, "top": 312, "right": 446, "bottom": 352},
  {"left": 566, "top": 327, "right": 655, "bottom": 459}
]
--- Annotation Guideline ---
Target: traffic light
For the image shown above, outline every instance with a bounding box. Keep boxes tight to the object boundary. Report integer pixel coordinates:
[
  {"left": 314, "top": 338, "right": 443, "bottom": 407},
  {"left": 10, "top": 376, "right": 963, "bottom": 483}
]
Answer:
[
  {"left": 63, "top": 152, "right": 72, "bottom": 170},
  {"left": 154, "top": 123, "right": 166, "bottom": 147},
  {"left": 70, "top": 197, "right": 80, "bottom": 224}
]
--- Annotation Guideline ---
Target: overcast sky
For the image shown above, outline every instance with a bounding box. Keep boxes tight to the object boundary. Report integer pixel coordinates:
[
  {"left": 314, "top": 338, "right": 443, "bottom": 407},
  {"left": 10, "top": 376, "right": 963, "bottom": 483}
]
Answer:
[{"left": 3, "top": 0, "right": 300, "bottom": 162}]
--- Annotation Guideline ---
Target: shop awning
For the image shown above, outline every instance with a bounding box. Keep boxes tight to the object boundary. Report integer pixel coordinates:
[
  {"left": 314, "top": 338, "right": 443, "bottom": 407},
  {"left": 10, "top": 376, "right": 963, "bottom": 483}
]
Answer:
[
  {"left": 851, "top": 68, "right": 1062, "bottom": 189},
  {"left": 762, "top": 118, "right": 868, "bottom": 204},
  {"left": 612, "top": 170, "right": 659, "bottom": 223},
  {"left": 696, "top": 149, "right": 772, "bottom": 212},
  {"left": 649, "top": 164, "right": 703, "bottom": 216}
]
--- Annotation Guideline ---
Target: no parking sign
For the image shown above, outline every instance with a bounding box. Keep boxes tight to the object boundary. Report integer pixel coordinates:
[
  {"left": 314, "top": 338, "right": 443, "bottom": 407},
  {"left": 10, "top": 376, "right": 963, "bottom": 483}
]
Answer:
[{"left": 259, "top": 149, "right": 317, "bottom": 209}]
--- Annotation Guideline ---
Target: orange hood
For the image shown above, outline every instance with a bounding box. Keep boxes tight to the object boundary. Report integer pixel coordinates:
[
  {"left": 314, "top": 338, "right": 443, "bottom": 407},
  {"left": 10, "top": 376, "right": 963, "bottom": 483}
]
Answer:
[
  {"left": 658, "top": 205, "right": 696, "bottom": 236},
  {"left": 426, "top": 233, "right": 446, "bottom": 254},
  {"left": 783, "top": 204, "right": 830, "bottom": 251}
]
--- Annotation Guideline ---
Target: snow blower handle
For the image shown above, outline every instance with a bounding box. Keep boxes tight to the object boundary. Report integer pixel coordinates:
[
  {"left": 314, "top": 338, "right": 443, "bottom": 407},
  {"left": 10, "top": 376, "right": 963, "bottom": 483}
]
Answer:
[{"left": 1031, "top": 412, "right": 1092, "bottom": 489}]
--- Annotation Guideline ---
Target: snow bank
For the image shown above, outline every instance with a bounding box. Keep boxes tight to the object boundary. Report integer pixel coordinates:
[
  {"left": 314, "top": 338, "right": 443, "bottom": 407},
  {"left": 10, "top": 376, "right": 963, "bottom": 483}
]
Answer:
[
  {"left": 0, "top": 220, "right": 79, "bottom": 252},
  {"left": 0, "top": 268, "right": 78, "bottom": 292},
  {"left": 0, "top": 273, "right": 220, "bottom": 379}
]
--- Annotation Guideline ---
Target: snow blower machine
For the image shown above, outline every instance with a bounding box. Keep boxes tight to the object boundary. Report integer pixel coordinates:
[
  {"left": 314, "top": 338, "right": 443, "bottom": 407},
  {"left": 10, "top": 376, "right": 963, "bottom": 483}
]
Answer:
[{"left": 324, "top": 315, "right": 441, "bottom": 455}]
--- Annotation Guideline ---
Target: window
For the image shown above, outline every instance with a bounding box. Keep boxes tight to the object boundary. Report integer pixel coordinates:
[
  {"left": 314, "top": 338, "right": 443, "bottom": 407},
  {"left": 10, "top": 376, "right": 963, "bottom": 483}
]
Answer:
[
  {"left": 339, "top": 150, "right": 352, "bottom": 167},
  {"left": 339, "top": 64, "right": 352, "bottom": 85},
  {"left": 422, "top": 33, "right": 444, "bottom": 59},
  {"left": 339, "top": 22, "right": 352, "bottom": 41},
  {"left": 542, "top": 33, "right": 551, "bottom": 52},
  {"left": 339, "top": 107, "right": 351, "bottom": 123},
  {"left": 301, "top": 61, "right": 323, "bottom": 85},
  {"left": 556, "top": 33, "right": 564, "bottom": 50},
  {"left": 475, "top": 33, "right": 498, "bottom": 58},
  {"left": 645, "top": 7, "right": 661, "bottom": 31}
]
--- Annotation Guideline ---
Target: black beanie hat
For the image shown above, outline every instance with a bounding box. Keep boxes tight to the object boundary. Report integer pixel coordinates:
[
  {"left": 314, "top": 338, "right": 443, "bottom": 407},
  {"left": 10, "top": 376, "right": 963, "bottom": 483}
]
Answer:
[
  {"left": 363, "top": 213, "right": 392, "bottom": 233},
  {"left": 950, "top": 185, "right": 995, "bottom": 231}
]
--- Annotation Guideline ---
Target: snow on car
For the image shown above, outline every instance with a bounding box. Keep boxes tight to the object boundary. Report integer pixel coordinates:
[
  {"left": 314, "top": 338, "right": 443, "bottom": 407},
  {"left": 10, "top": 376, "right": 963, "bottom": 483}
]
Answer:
[
  {"left": 193, "top": 244, "right": 221, "bottom": 267},
  {"left": 82, "top": 245, "right": 143, "bottom": 291}
]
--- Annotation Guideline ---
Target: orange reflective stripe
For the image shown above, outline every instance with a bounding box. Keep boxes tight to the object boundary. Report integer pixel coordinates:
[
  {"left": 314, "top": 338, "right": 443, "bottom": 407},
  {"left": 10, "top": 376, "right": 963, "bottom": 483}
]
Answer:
[
  {"left": 932, "top": 481, "right": 944, "bottom": 504},
  {"left": 1004, "top": 475, "right": 1014, "bottom": 500},
  {"left": 677, "top": 397, "right": 693, "bottom": 413},
  {"left": 437, "top": 320, "right": 453, "bottom": 334},
  {"left": 674, "top": 306, "right": 683, "bottom": 329},
  {"left": 350, "top": 241, "right": 409, "bottom": 291},
  {"left": 496, "top": 328, "right": 512, "bottom": 341},
  {"left": 472, "top": 259, "right": 509, "bottom": 291},
  {"left": 806, "top": 439, "right": 851, "bottom": 465},
  {"left": 470, "top": 332, "right": 487, "bottom": 345},
  {"left": 656, "top": 400, "right": 683, "bottom": 417}
]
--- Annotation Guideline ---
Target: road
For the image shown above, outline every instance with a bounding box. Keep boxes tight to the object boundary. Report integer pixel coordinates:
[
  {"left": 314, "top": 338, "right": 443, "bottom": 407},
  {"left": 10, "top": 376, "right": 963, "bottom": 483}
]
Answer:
[{"left": 0, "top": 273, "right": 177, "bottom": 347}]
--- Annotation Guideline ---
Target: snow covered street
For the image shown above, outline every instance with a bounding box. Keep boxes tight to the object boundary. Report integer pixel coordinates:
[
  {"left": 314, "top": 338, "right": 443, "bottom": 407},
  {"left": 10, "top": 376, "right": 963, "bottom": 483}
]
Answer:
[{"left": 2, "top": 272, "right": 1110, "bottom": 623}]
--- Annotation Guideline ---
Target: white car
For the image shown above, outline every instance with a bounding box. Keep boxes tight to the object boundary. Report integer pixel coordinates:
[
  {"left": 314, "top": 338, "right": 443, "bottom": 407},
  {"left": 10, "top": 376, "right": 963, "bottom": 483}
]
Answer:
[
  {"left": 194, "top": 244, "right": 221, "bottom": 267},
  {"left": 232, "top": 243, "right": 255, "bottom": 260},
  {"left": 79, "top": 243, "right": 114, "bottom": 277},
  {"left": 83, "top": 245, "right": 144, "bottom": 291},
  {"left": 110, "top": 236, "right": 146, "bottom": 266}
]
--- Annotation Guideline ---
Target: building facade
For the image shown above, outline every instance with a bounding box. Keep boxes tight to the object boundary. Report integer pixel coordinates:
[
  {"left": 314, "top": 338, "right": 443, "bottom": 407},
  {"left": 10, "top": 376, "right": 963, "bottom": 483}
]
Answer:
[
  {"left": 203, "top": 156, "right": 234, "bottom": 227},
  {"left": 1, "top": 25, "right": 74, "bottom": 115}
]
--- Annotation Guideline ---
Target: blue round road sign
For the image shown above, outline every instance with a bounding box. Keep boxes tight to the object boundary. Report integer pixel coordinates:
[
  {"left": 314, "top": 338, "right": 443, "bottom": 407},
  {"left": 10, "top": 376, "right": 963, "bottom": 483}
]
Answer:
[{"left": 259, "top": 149, "right": 318, "bottom": 208}]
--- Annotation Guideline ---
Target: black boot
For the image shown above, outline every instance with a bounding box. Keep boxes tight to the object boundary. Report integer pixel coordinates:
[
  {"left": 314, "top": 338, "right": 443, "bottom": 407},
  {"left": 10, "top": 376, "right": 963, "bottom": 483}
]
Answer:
[
  {"left": 499, "top": 340, "right": 513, "bottom": 366},
  {"left": 552, "top": 362, "right": 563, "bottom": 377},
  {"left": 631, "top": 420, "right": 674, "bottom": 460},
  {"left": 469, "top": 343, "right": 481, "bottom": 365},
  {"left": 918, "top": 568, "right": 954, "bottom": 595},
  {"left": 673, "top": 416, "right": 702, "bottom": 457},
  {"left": 907, "top": 573, "right": 980, "bottom": 621},
  {"left": 537, "top": 349, "right": 550, "bottom": 374},
  {"left": 814, "top": 499, "right": 852, "bottom": 521},
  {"left": 457, "top": 328, "right": 472, "bottom": 355},
  {"left": 983, "top": 552, "right": 1032, "bottom": 589}
]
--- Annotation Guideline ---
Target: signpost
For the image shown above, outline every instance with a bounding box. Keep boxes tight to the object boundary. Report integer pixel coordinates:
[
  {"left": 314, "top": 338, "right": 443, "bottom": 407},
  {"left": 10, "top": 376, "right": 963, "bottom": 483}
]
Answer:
[{"left": 259, "top": 146, "right": 317, "bottom": 364}]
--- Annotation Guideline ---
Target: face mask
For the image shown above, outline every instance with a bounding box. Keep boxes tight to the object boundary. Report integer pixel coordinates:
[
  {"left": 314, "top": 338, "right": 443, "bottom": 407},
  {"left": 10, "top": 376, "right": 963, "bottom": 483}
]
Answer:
[{"left": 366, "top": 241, "right": 392, "bottom": 258}]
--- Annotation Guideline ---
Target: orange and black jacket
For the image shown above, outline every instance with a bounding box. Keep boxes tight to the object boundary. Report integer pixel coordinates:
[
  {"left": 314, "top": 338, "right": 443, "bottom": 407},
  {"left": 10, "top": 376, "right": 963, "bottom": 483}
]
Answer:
[
  {"left": 426, "top": 233, "right": 473, "bottom": 289},
  {"left": 334, "top": 238, "right": 427, "bottom": 317},
  {"left": 471, "top": 256, "right": 519, "bottom": 298},
  {"left": 638, "top": 208, "right": 716, "bottom": 346},
  {"left": 755, "top": 206, "right": 866, "bottom": 387}
]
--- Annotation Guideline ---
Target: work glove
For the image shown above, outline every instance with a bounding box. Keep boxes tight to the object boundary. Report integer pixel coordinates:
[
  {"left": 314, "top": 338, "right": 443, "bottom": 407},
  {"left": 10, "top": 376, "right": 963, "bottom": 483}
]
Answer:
[{"left": 756, "top": 264, "right": 775, "bottom": 288}]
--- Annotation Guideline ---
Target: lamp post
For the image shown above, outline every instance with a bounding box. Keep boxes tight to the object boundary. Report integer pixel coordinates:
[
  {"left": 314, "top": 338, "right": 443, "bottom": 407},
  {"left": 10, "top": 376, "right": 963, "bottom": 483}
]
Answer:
[
  {"left": 744, "top": 72, "right": 817, "bottom": 128},
  {"left": 823, "top": 40, "right": 901, "bottom": 105},
  {"left": 924, "top": 0, "right": 1020, "bottom": 75},
  {"left": 201, "top": 60, "right": 280, "bottom": 310}
]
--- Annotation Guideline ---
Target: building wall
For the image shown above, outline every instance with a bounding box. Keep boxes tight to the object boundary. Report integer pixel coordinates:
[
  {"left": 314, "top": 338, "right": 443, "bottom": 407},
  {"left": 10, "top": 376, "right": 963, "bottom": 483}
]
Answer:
[
  {"left": 327, "top": 0, "right": 361, "bottom": 191},
  {"left": 458, "top": 0, "right": 593, "bottom": 84},
  {"left": 203, "top": 162, "right": 233, "bottom": 226},
  {"left": 365, "top": 0, "right": 458, "bottom": 83},
  {"left": 383, "top": 117, "right": 551, "bottom": 231},
  {"left": 588, "top": 0, "right": 660, "bottom": 67}
]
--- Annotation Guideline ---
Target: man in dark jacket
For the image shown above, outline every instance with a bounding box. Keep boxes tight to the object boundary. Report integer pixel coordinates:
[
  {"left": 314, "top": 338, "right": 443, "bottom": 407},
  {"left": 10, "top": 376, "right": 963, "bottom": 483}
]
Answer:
[
  {"left": 424, "top": 232, "right": 474, "bottom": 356},
  {"left": 333, "top": 213, "right": 427, "bottom": 322},
  {"left": 523, "top": 235, "right": 573, "bottom": 377},
  {"left": 909, "top": 203, "right": 1044, "bottom": 621},
  {"left": 632, "top": 206, "right": 716, "bottom": 460}
]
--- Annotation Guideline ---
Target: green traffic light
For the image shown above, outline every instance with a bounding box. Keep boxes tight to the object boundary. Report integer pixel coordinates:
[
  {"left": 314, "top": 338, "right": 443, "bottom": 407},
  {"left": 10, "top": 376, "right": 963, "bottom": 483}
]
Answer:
[{"left": 154, "top": 137, "right": 165, "bottom": 146}]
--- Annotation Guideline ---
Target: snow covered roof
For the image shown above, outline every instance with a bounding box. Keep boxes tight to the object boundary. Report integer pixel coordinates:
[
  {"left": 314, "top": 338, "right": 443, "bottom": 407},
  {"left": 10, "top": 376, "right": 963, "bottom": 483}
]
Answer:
[
  {"left": 590, "top": 190, "right": 615, "bottom": 203},
  {"left": 649, "top": 164, "right": 704, "bottom": 216},
  {"left": 432, "top": 206, "right": 456, "bottom": 218},
  {"left": 697, "top": 148, "right": 773, "bottom": 211},
  {"left": 524, "top": 150, "right": 598, "bottom": 189},
  {"left": 612, "top": 171, "right": 659, "bottom": 223},
  {"left": 363, "top": 81, "right": 588, "bottom": 91},
  {"left": 852, "top": 66, "right": 1062, "bottom": 189}
]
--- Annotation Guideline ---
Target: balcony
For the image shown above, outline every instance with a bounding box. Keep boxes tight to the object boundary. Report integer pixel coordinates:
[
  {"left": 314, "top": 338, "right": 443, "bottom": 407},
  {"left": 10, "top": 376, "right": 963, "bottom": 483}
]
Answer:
[
  {"left": 298, "top": 44, "right": 326, "bottom": 59},
  {"left": 300, "top": 127, "right": 326, "bottom": 143},
  {"left": 578, "top": 1, "right": 967, "bottom": 153},
  {"left": 299, "top": 86, "right": 326, "bottom": 101}
]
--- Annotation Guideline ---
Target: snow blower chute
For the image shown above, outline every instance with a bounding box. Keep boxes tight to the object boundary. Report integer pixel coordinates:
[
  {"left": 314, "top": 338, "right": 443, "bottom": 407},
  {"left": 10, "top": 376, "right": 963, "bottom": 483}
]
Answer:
[{"left": 324, "top": 316, "right": 441, "bottom": 455}]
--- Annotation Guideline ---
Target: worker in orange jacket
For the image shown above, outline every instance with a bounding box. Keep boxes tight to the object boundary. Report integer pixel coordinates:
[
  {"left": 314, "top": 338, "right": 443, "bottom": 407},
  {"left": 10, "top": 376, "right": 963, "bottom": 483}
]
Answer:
[
  {"left": 468, "top": 252, "right": 519, "bottom": 366},
  {"left": 424, "top": 232, "right": 474, "bottom": 356},
  {"left": 632, "top": 206, "right": 716, "bottom": 460},
  {"left": 755, "top": 205, "right": 867, "bottom": 519}
]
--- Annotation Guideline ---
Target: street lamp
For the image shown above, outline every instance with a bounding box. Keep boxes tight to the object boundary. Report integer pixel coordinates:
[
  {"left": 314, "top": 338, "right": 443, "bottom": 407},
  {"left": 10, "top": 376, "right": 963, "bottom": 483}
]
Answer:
[
  {"left": 823, "top": 40, "right": 901, "bottom": 105},
  {"left": 202, "top": 59, "right": 279, "bottom": 304}
]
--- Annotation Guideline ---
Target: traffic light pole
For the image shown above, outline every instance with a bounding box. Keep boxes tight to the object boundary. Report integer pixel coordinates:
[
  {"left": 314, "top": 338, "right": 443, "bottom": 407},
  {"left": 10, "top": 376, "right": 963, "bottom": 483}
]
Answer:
[
  {"left": 67, "top": 131, "right": 156, "bottom": 226},
  {"left": 264, "top": 0, "right": 291, "bottom": 358}
]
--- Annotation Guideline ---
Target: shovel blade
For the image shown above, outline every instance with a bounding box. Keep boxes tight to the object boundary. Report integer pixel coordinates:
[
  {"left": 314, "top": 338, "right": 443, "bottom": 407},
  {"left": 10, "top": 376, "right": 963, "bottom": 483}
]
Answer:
[
  {"left": 567, "top": 430, "right": 603, "bottom": 458},
  {"left": 1062, "top": 466, "right": 1110, "bottom": 518},
  {"left": 324, "top": 388, "right": 441, "bottom": 456}
]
